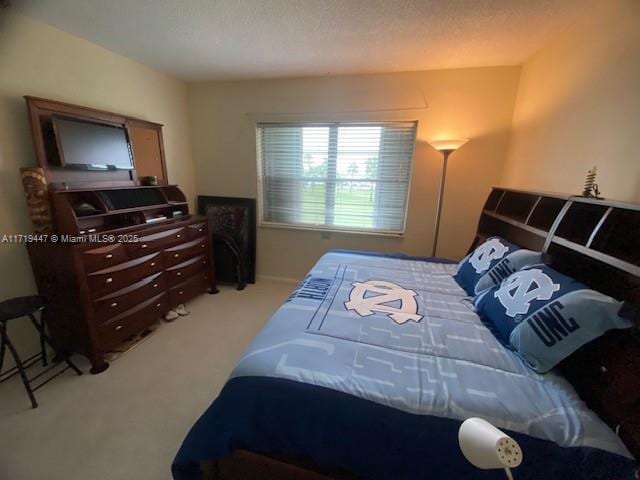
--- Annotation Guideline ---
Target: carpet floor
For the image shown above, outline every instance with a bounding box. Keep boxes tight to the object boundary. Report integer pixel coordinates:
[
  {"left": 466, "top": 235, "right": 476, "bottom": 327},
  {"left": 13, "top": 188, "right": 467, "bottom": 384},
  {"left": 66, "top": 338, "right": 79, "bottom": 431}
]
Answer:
[{"left": 0, "top": 279, "right": 294, "bottom": 480}]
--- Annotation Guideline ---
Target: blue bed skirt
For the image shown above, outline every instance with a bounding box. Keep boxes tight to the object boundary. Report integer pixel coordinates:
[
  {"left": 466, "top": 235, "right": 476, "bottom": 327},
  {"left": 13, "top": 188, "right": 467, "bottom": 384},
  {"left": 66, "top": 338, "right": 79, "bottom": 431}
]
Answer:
[{"left": 172, "top": 376, "right": 635, "bottom": 480}]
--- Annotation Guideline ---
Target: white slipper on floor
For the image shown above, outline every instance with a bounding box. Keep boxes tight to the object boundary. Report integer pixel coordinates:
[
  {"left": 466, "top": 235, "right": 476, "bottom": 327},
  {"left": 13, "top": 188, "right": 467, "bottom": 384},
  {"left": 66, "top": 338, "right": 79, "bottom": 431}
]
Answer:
[
  {"left": 175, "top": 304, "right": 190, "bottom": 316},
  {"left": 164, "top": 310, "right": 179, "bottom": 322}
]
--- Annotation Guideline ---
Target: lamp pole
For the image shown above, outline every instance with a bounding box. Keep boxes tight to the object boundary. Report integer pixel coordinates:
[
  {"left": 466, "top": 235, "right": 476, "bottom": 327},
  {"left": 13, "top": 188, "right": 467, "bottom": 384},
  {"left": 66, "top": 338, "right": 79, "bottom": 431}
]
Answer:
[{"left": 432, "top": 149, "right": 452, "bottom": 257}]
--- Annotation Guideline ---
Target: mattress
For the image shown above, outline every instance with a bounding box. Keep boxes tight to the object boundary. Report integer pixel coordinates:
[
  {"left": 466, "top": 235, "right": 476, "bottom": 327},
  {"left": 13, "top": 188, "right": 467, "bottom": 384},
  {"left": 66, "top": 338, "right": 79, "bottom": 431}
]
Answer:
[{"left": 173, "top": 250, "right": 635, "bottom": 480}]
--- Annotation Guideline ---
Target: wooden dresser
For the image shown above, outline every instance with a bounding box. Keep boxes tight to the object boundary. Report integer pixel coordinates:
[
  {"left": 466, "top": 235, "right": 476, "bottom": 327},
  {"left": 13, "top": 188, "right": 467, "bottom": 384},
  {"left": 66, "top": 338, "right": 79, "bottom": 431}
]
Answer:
[
  {"left": 27, "top": 186, "right": 216, "bottom": 373},
  {"left": 21, "top": 97, "right": 217, "bottom": 373}
]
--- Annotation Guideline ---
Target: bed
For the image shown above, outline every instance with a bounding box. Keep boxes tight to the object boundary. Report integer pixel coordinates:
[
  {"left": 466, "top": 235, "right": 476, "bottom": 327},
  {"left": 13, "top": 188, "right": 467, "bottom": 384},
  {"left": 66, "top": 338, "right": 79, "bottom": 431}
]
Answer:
[{"left": 173, "top": 188, "right": 640, "bottom": 480}]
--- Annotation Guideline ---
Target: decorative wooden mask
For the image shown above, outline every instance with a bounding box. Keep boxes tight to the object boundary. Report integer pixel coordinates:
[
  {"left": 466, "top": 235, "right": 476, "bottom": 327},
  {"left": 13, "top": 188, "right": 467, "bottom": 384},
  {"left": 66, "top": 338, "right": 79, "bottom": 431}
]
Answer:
[{"left": 20, "top": 167, "right": 53, "bottom": 233}]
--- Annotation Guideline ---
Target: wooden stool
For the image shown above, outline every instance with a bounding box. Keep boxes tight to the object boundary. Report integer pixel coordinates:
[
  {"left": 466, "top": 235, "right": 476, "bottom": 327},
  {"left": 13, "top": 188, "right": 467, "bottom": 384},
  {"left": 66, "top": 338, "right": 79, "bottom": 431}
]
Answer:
[{"left": 0, "top": 295, "right": 82, "bottom": 408}]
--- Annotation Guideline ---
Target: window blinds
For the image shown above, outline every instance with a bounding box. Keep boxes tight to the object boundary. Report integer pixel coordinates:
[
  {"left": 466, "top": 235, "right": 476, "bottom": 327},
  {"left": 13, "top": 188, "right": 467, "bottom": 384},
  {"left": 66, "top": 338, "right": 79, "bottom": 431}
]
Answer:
[{"left": 256, "top": 122, "right": 417, "bottom": 234}]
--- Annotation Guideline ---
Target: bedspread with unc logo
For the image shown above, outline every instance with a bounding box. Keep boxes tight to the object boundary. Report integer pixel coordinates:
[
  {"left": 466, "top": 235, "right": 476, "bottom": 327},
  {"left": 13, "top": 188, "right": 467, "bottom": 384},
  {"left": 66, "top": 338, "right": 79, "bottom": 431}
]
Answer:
[{"left": 230, "top": 251, "right": 631, "bottom": 460}]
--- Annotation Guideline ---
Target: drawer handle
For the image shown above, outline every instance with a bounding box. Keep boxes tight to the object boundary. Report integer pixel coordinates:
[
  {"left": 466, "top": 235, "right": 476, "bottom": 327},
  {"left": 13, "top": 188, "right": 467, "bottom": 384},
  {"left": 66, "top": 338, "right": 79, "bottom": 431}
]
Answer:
[
  {"left": 178, "top": 290, "right": 184, "bottom": 295},
  {"left": 141, "top": 244, "right": 148, "bottom": 249},
  {"left": 156, "top": 303, "right": 161, "bottom": 308},
  {"left": 200, "top": 244, "right": 205, "bottom": 248},
  {"left": 153, "top": 283, "right": 159, "bottom": 288},
  {"left": 176, "top": 234, "right": 182, "bottom": 239},
  {"left": 105, "top": 277, "right": 113, "bottom": 284},
  {"left": 110, "top": 302, "right": 118, "bottom": 308},
  {"left": 202, "top": 260, "right": 206, "bottom": 264},
  {"left": 115, "top": 325, "right": 123, "bottom": 331},
  {"left": 176, "top": 272, "right": 182, "bottom": 277},
  {"left": 198, "top": 228, "right": 203, "bottom": 232},
  {"left": 150, "top": 262, "right": 156, "bottom": 267},
  {"left": 173, "top": 253, "right": 180, "bottom": 258},
  {"left": 105, "top": 253, "right": 113, "bottom": 259}
]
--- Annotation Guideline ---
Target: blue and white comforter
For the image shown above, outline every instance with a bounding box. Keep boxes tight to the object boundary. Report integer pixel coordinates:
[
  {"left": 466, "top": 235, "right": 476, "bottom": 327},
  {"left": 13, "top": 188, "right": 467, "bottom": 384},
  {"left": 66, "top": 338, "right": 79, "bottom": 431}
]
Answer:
[{"left": 173, "top": 250, "right": 635, "bottom": 480}]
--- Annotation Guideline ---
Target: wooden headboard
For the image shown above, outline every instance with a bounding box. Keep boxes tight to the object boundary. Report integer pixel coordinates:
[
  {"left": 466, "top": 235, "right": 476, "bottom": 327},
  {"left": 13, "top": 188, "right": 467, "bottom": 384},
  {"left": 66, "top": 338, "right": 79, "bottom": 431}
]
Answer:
[{"left": 473, "top": 187, "right": 640, "bottom": 458}]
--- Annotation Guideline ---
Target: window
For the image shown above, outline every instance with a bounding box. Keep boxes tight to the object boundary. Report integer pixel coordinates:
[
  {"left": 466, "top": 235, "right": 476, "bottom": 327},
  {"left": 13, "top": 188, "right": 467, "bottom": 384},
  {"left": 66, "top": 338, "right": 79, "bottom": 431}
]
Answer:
[{"left": 256, "top": 122, "right": 417, "bottom": 234}]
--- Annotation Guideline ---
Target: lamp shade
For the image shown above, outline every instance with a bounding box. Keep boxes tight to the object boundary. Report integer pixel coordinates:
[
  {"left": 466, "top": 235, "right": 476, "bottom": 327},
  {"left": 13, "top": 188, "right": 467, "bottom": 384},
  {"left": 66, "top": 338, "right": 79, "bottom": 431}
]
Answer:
[
  {"left": 430, "top": 139, "right": 469, "bottom": 152},
  {"left": 458, "top": 417, "right": 523, "bottom": 470}
]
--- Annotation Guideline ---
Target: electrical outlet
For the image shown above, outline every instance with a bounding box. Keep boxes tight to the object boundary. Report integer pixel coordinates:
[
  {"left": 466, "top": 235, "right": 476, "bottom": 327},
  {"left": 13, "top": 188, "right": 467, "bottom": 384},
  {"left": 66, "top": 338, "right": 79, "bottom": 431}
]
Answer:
[{"left": 321, "top": 231, "right": 332, "bottom": 240}]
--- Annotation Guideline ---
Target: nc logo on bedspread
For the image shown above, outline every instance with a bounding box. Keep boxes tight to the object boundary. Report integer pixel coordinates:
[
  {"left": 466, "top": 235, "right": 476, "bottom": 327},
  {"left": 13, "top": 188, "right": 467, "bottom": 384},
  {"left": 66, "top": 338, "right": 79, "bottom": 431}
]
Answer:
[
  {"left": 494, "top": 269, "right": 560, "bottom": 317},
  {"left": 469, "top": 238, "right": 510, "bottom": 273},
  {"left": 344, "top": 280, "right": 422, "bottom": 325}
]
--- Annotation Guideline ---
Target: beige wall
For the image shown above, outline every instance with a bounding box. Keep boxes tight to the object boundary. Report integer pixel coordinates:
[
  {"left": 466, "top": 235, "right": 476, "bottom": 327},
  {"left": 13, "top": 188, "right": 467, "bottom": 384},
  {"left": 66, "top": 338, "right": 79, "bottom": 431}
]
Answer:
[
  {"left": 189, "top": 67, "right": 521, "bottom": 280},
  {"left": 0, "top": 13, "right": 195, "bottom": 355},
  {"left": 501, "top": 0, "right": 640, "bottom": 202}
]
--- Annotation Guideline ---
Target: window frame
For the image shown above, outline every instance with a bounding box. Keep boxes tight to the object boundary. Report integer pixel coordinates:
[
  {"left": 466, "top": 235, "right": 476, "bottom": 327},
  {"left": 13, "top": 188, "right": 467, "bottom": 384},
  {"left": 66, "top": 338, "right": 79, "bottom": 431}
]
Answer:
[{"left": 255, "top": 121, "right": 417, "bottom": 237}]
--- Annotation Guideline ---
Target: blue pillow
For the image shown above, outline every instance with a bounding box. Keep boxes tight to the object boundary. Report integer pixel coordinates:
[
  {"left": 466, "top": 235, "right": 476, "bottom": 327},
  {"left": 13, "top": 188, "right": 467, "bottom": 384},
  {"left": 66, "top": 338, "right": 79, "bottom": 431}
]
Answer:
[
  {"left": 454, "top": 237, "right": 541, "bottom": 295},
  {"left": 474, "top": 264, "right": 632, "bottom": 373}
]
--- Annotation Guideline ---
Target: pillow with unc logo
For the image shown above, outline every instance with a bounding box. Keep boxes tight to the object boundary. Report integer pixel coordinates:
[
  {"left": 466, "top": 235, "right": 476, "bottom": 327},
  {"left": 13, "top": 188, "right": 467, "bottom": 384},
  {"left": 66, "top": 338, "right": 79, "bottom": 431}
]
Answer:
[
  {"left": 475, "top": 264, "right": 632, "bottom": 373},
  {"left": 454, "top": 236, "right": 541, "bottom": 296}
]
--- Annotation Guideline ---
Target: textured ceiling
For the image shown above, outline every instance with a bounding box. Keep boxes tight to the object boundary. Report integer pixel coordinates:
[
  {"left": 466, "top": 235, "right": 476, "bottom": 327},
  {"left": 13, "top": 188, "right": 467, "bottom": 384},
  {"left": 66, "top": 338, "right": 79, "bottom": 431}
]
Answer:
[{"left": 12, "top": 0, "right": 590, "bottom": 81}]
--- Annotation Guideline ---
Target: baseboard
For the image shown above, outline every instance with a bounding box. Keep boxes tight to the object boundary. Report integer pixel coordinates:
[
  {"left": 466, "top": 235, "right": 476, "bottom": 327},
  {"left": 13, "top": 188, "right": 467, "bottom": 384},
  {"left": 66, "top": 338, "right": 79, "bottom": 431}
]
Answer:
[{"left": 256, "top": 274, "right": 300, "bottom": 284}]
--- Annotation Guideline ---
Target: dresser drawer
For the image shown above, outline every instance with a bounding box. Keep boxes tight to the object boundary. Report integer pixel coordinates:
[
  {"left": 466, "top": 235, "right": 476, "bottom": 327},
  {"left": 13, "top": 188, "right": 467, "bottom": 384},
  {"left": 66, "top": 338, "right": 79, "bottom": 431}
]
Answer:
[
  {"left": 166, "top": 255, "right": 208, "bottom": 286},
  {"left": 88, "top": 252, "right": 163, "bottom": 297},
  {"left": 163, "top": 236, "right": 208, "bottom": 267},
  {"left": 187, "top": 222, "right": 207, "bottom": 239},
  {"left": 126, "top": 227, "right": 187, "bottom": 256},
  {"left": 81, "top": 243, "right": 127, "bottom": 273},
  {"left": 169, "top": 273, "right": 208, "bottom": 306},
  {"left": 92, "top": 271, "right": 166, "bottom": 323},
  {"left": 98, "top": 293, "right": 167, "bottom": 350}
]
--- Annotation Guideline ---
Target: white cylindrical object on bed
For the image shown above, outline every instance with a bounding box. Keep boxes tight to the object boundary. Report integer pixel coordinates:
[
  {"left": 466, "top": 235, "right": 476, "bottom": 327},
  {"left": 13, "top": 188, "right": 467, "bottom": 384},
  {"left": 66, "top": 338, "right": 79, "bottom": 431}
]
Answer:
[{"left": 458, "top": 417, "right": 523, "bottom": 470}]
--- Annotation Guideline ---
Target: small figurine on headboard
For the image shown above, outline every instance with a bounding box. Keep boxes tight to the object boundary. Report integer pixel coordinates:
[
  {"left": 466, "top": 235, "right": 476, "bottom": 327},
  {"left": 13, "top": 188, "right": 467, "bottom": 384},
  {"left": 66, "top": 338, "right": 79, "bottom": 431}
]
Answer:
[{"left": 582, "top": 166, "right": 603, "bottom": 199}]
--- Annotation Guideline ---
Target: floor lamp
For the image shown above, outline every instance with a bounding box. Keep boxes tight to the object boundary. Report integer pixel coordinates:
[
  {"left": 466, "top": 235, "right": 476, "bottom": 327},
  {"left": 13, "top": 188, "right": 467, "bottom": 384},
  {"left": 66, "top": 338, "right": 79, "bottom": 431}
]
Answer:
[{"left": 429, "top": 139, "right": 468, "bottom": 257}]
